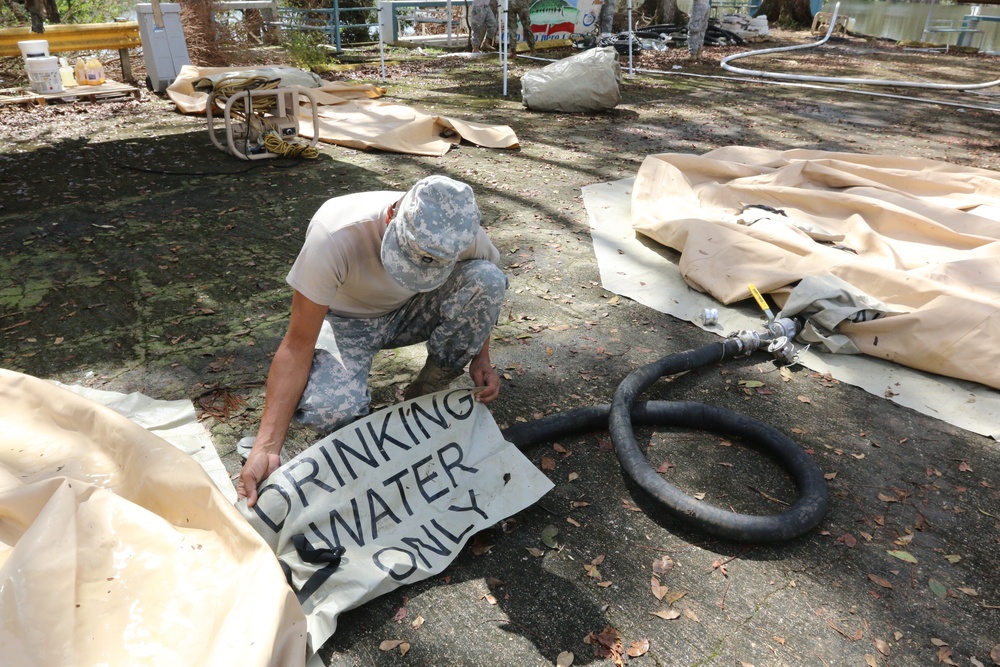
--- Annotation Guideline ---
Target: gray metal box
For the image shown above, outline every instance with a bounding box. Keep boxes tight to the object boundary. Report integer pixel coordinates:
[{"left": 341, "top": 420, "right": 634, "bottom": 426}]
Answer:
[{"left": 135, "top": 3, "right": 191, "bottom": 92}]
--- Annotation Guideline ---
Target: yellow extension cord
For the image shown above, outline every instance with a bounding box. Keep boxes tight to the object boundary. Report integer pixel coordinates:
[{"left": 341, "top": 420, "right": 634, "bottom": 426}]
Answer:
[{"left": 262, "top": 132, "right": 320, "bottom": 159}]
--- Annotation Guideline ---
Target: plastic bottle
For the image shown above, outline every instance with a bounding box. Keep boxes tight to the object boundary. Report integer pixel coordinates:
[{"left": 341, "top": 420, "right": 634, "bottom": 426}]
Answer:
[
  {"left": 84, "top": 57, "right": 105, "bottom": 85},
  {"left": 58, "top": 57, "right": 75, "bottom": 88},
  {"left": 74, "top": 58, "right": 86, "bottom": 85}
]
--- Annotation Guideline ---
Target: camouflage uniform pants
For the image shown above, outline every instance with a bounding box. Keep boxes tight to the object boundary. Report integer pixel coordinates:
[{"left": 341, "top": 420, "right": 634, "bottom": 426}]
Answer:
[
  {"left": 294, "top": 259, "right": 506, "bottom": 435},
  {"left": 506, "top": 0, "right": 535, "bottom": 51},
  {"left": 471, "top": 5, "right": 498, "bottom": 49},
  {"left": 687, "top": 0, "right": 711, "bottom": 56}
]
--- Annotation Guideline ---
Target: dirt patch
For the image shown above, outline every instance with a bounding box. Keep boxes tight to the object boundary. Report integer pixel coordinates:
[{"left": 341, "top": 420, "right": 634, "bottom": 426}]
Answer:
[{"left": 3, "top": 28, "right": 998, "bottom": 470}]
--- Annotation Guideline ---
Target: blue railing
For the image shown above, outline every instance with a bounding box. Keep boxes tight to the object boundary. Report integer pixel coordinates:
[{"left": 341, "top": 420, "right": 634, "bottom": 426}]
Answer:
[{"left": 275, "top": 1, "right": 379, "bottom": 52}]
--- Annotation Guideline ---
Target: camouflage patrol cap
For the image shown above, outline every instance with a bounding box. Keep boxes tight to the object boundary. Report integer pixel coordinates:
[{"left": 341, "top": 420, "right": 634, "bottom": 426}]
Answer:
[{"left": 381, "top": 175, "right": 481, "bottom": 292}]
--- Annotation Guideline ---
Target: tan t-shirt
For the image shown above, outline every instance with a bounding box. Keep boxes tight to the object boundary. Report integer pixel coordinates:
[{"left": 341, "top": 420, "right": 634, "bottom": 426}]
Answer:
[{"left": 286, "top": 190, "right": 501, "bottom": 318}]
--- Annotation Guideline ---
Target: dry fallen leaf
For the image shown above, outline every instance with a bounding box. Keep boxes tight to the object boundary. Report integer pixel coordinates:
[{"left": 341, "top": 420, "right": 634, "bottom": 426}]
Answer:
[
  {"left": 379, "top": 639, "right": 403, "bottom": 651},
  {"left": 931, "top": 638, "right": 949, "bottom": 647},
  {"left": 937, "top": 646, "right": 958, "bottom": 665},
  {"left": 665, "top": 591, "right": 687, "bottom": 605},
  {"left": 864, "top": 655, "right": 878, "bottom": 667},
  {"left": 399, "top": 642, "right": 411, "bottom": 657},
  {"left": 874, "top": 637, "right": 890, "bottom": 656},
  {"left": 887, "top": 550, "right": 918, "bottom": 564},
  {"left": 991, "top": 643, "right": 1000, "bottom": 663},
  {"left": 868, "top": 574, "right": 893, "bottom": 589},
  {"left": 650, "top": 609, "right": 681, "bottom": 620},
  {"left": 482, "top": 593, "right": 497, "bottom": 605},
  {"left": 651, "top": 576, "right": 668, "bottom": 601},
  {"left": 683, "top": 607, "right": 700, "bottom": 622},
  {"left": 627, "top": 639, "right": 650, "bottom": 657},
  {"left": 837, "top": 533, "right": 858, "bottom": 548},
  {"left": 584, "top": 626, "right": 624, "bottom": 667},
  {"left": 392, "top": 606, "right": 407, "bottom": 623},
  {"left": 652, "top": 555, "right": 674, "bottom": 577},
  {"left": 556, "top": 651, "right": 574, "bottom": 667},
  {"left": 411, "top": 614, "right": 424, "bottom": 629}
]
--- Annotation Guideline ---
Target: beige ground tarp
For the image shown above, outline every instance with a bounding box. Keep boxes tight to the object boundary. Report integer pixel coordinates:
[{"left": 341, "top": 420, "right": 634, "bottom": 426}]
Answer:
[
  {"left": 631, "top": 148, "right": 1000, "bottom": 390},
  {"left": 0, "top": 369, "right": 307, "bottom": 667},
  {"left": 167, "top": 66, "right": 519, "bottom": 157}
]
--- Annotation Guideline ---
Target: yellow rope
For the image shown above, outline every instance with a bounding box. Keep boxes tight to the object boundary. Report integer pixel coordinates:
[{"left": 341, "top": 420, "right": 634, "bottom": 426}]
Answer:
[
  {"left": 210, "top": 75, "right": 281, "bottom": 116},
  {"left": 262, "top": 132, "right": 320, "bottom": 159}
]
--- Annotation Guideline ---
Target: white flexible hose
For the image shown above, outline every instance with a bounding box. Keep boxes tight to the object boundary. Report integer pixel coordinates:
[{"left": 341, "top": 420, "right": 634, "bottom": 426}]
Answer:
[{"left": 720, "top": 2, "right": 1000, "bottom": 90}]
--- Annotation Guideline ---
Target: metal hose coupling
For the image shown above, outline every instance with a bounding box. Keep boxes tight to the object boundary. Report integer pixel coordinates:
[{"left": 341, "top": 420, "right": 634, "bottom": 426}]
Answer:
[{"left": 727, "top": 317, "right": 804, "bottom": 365}]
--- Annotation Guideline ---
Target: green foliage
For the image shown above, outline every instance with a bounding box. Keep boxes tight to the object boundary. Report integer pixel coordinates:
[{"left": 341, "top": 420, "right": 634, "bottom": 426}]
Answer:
[
  {"left": 58, "top": 0, "right": 137, "bottom": 24},
  {"left": 0, "top": 0, "right": 137, "bottom": 27},
  {"left": 280, "top": 29, "right": 330, "bottom": 69}
]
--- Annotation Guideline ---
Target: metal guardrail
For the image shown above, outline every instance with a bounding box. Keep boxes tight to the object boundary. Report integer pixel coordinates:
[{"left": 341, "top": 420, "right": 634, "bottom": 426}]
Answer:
[
  {"left": 0, "top": 22, "right": 140, "bottom": 56},
  {"left": 0, "top": 21, "right": 141, "bottom": 81}
]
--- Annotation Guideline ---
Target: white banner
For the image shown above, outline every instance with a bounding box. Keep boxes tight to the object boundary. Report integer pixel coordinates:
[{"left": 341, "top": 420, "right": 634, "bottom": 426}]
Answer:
[{"left": 240, "top": 388, "right": 553, "bottom": 655}]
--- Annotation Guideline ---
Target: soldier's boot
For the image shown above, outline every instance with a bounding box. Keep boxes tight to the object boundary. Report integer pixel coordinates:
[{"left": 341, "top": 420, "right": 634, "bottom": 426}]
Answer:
[{"left": 403, "top": 359, "right": 463, "bottom": 400}]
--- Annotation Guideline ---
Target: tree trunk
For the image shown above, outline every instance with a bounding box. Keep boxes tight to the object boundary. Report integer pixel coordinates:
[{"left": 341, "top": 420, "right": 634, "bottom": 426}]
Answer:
[
  {"left": 638, "top": 0, "right": 681, "bottom": 25},
  {"left": 658, "top": 0, "right": 680, "bottom": 25},
  {"left": 756, "top": 0, "right": 813, "bottom": 28}
]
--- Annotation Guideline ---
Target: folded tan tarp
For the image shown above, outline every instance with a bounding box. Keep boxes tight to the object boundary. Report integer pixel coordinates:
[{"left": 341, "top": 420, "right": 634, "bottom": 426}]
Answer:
[
  {"left": 631, "top": 148, "right": 1000, "bottom": 390},
  {"left": 0, "top": 369, "right": 307, "bottom": 667},
  {"left": 168, "top": 65, "right": 519, "bottom": 157}
]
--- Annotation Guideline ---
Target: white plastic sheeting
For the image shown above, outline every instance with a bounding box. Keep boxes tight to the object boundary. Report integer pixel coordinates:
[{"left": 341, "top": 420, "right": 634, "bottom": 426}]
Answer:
[{"left": 521, "top": 46, "right": 621, "bottom": 112}]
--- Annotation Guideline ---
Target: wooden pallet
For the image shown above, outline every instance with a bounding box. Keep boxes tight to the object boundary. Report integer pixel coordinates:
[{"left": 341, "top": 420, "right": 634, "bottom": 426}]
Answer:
[{"left": 0, "top": 80, "right": 142, "bottom": 107}]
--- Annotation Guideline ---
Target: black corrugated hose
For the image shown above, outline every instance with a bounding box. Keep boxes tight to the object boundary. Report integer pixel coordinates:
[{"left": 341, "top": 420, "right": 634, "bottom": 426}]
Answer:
[{"left": 501, "top": 325, "right": 829, "bottom": 543}]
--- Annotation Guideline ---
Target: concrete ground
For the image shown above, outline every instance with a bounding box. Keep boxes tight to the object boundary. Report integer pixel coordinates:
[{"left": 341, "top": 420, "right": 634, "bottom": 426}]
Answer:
[{"left": 2, "top": 34, "right": 999, "bottom": 666}]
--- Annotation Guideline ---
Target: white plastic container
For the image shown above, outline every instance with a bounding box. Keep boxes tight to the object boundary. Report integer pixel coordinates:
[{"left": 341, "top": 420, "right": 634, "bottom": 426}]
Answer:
[
  {"left": 58, "top": 58, "right": 75, "bottom": 88},
  {"left": 25, "top": 56, "right": 63, "bottom": 94},
  {"left": 17, "top": 39, "right": 49, "bottom": 60}
]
